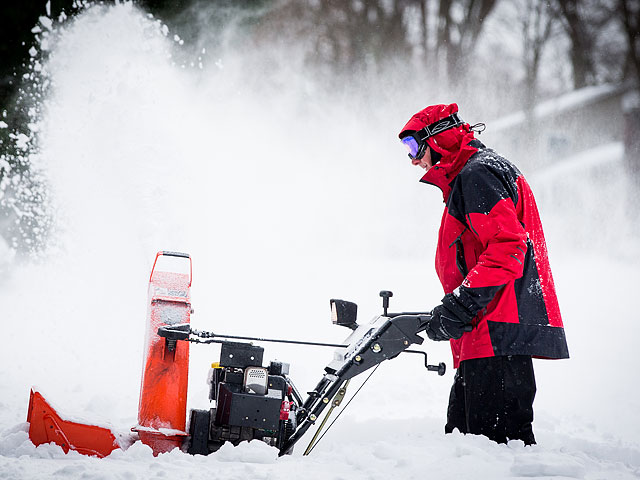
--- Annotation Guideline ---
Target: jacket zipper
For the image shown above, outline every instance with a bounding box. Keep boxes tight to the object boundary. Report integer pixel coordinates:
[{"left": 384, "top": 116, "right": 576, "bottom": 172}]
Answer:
[{"left": 449, "top": 228, "right": 469, "bottom": 278}]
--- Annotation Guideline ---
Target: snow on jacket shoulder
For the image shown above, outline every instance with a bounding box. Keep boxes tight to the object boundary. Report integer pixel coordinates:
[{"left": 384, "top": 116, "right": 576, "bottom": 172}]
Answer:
[{"left": 426, "top": 142, "right": 569, "bottom": 367}]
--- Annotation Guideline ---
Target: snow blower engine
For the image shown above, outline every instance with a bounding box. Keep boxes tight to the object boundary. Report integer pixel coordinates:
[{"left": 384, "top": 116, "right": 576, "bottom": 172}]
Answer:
[{"left": 26, "top": 251, "right": 446, "bottom": 458}]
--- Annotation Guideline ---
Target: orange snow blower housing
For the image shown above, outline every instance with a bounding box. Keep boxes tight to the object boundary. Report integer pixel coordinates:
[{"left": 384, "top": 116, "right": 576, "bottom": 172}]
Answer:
[
  {"left": 26, "top": 390, "right": 119, "bottom": 458},
  {"left": 27, "top": 251, "right": 193, "bottom": 457},
  {"left": 133, "top": 251, "right": 192, "bottom": 454}
]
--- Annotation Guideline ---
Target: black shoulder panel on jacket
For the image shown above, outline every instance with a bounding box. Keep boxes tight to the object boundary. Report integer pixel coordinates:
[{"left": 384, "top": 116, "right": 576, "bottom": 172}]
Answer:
[{"left": 447, "top": 149, "right": 521, "bottom": 225}]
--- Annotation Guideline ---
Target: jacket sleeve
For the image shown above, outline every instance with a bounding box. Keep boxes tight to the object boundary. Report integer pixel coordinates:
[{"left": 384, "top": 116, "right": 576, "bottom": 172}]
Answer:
[{"left": 453, "top": 162, "right": 527, "bottom": 315}]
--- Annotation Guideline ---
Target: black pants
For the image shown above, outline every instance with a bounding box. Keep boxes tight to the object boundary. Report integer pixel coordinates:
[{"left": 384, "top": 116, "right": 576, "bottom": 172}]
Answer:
[{"left": 445, "top": 355, "right": 537, "bottom": 445}]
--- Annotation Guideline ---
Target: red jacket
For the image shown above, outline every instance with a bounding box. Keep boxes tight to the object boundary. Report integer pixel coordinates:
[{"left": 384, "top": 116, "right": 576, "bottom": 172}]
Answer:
[{"left": 401, "top": 104, "right": 569, "bottom": 368}]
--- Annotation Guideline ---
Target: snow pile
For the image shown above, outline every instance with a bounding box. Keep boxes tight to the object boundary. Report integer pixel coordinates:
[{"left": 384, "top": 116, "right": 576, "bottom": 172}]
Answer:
[
  {"left": 1, "top": 417, "right": 639, "bottom": 479},
  {"left": 0, "top": 3, "right": 638, "bottom": 480}
]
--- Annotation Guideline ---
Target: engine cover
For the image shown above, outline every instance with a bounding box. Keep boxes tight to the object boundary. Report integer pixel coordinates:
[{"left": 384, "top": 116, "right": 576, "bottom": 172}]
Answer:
[{"left": 215, "top": 383, "right": 283, "bottom": 430}]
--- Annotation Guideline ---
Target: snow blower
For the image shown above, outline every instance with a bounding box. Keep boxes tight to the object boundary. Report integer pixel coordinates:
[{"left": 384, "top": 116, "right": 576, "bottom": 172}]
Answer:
[{"left": 26, "top": 251, "right": 445, "bottom": 457}]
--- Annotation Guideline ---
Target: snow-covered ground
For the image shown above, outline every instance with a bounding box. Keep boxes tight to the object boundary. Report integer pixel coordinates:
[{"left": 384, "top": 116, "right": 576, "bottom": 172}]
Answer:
[{"left": 1, "top": 3, "right": 639, "bottom": 479}]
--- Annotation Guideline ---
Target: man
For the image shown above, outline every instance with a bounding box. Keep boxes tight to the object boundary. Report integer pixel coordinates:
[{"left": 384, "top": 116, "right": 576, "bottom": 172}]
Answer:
[{"left": 399, "top": 103, "right": 569, "bottom": 445}]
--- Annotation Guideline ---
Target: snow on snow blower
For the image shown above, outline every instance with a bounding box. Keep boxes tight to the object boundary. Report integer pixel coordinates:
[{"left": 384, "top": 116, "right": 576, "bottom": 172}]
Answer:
[{"left": 27, "top": 251, "right": 446, "bottom": 457}]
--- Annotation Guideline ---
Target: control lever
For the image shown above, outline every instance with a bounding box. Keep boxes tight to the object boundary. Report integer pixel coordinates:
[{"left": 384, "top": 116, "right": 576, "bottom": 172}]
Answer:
[
  {"left": 379, "top": 290, "right": 393, "bottom": 316},
  {"left": 404, "top": 349, "right": 447, "bottom": 375}
]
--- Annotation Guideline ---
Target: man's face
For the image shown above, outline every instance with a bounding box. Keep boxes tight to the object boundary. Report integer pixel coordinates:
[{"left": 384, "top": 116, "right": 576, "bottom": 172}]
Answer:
[{"left": 412, "top": 146, "right": 433, "bottom": 171}]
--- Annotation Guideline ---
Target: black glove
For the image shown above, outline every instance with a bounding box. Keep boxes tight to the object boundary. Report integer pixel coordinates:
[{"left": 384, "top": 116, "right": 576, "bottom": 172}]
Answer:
[{"left": 425, "top": 293, "right": 475, "bottom": 341}]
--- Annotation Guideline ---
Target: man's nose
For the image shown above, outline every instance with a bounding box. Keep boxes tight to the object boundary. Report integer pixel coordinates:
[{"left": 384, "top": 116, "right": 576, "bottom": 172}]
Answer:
[{"left": 411, "top": 158, "right": 421, "bottom": 166}]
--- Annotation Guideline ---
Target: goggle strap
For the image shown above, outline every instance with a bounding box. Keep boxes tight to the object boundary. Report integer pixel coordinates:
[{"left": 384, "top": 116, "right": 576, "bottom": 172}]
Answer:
[{"left": 415, "top": 113, "right": 463, "bottom": 142}]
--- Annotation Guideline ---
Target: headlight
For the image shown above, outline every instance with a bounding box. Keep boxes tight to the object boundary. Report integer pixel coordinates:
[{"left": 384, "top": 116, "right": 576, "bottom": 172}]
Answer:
[{"left": 330, "top": 299, "right": 358, "bottom": 330}]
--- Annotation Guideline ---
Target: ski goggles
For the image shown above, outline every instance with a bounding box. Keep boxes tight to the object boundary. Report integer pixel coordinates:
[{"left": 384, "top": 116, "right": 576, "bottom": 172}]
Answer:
[
  {"left": 401, "top": 135, "right": 427, "bottom": 160},
  {"left": 401, "top": 113, "right": 464, "bottom": 160}
]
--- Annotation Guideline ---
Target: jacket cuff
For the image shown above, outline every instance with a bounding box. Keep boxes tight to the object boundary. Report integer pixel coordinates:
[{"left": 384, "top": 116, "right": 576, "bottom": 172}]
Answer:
[
  {"left": 442, "top": 292, "right": 475, "bottom": 324},
  {"left": 452, "top": 283, "right": 505, "bottom": 316}
]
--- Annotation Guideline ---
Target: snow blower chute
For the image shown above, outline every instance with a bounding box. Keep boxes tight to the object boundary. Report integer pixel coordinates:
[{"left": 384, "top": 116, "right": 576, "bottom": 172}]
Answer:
[
  {"left": 27, "top": 251, "right": 446, "bottom": 457},
  {"left": 132, "top": 250, "right": 192, "bottom": 454}
]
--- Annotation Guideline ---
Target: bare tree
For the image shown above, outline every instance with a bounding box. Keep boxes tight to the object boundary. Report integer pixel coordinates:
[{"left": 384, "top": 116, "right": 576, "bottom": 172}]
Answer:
[
  {"left": 419, "top": 0, "right": 430, "bottom": 68},
  {"left": 521, "top": 0, "right": 556, "bottom": 111},
  {"left": 281, "top": 0, "right": 414, "bottom": 76},
  {"left": 552, "top": 0, "right": 611, "bottom": 89},
  {"left": 619, "top": 0, "right": 640, "bottom": 86},
  {"left": 254, "top": 0, "right": 499, "bottom": 89},
  {"left": 435, "top": 0, "right": 498, "bottom": 82}
]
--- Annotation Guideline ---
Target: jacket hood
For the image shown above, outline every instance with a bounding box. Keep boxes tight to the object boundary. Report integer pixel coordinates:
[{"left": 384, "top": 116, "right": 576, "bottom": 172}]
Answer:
[
  {"left": 398, "top": 103, "right": 474, "bottom": 158},
  {"left": 399, "top": 103, "right": 480, "bottom": 201}
]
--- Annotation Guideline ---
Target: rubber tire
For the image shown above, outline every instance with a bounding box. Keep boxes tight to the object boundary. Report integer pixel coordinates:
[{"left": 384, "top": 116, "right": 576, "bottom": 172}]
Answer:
[{"left": 187, "top": 409, "right": 211, "bottom": 455}]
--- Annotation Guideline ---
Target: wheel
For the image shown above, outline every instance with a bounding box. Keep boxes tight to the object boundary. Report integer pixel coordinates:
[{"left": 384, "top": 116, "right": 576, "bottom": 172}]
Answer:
[
  {"left": 187, "top": 409, "right": 211, "bottom": 455},
  {"left": 276, "top": 419, "right": 296, "bottom": 453}
]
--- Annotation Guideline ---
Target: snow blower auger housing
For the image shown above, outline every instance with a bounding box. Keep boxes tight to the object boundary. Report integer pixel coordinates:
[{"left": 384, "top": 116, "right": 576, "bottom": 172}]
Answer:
[{"left": 26, "top": 252, "right": 445, "bottom": 458}]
